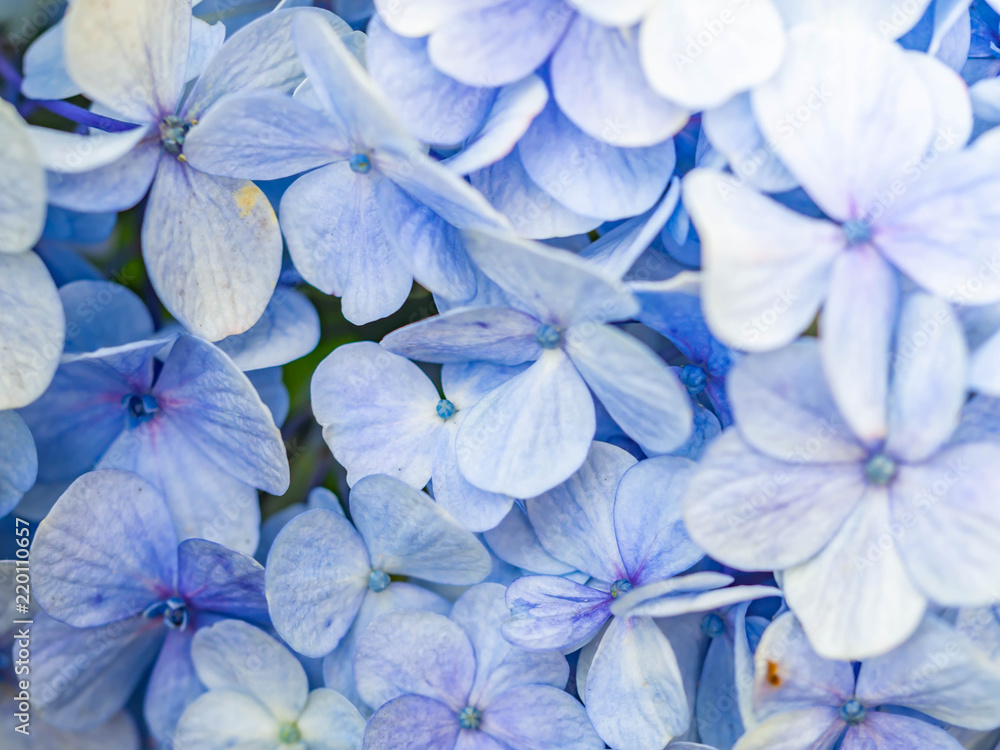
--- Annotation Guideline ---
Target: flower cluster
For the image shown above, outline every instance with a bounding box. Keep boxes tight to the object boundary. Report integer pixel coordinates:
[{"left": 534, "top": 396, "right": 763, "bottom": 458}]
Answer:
[{"left": 3, "top": 0, "right": 1000, "bottom": 748}]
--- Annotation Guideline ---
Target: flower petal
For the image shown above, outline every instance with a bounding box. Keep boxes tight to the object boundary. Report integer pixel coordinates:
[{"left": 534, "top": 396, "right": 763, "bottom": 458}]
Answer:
[
  {"left": 32, "top": 470, "right": 177, "bottom": 627},
  {"left": 143, "top": 161, "right": 282, "bottom": 340},
  {"left": 350, "top": 474, "right": 492, "bottom": 584},
  {"left": 783, "top": 490, "right": 927, "bottom": 660},
  {"left": 354, "top": 609, "right": 475, "bottom": 711},
  {"left": 264, "top": 508, "right": 370, "bottom": 658}
]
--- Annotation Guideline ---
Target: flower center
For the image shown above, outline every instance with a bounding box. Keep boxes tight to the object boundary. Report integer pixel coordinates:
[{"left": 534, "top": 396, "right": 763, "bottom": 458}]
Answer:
[
  {"left": 840, "top": 698, "right": 867, "bottom": 725},
  {"left": 536, "top": 324, "right": 562, "bottom": 349},
  {"left": 143, "top": 596, "right": 189, "bottom": 631},
  {"left": 610, "top": 579, "right": 633, "bottom": 598},
  {"left": 865, "top": 453, "right": 897, "bottom": 486},
  {"left": 458, "top": 706, "right": 482, "bottom": 730},
  {"left": 279, "top": 722, "right": 302, "bottom": 744},
  {"left": 350, "top": 153, "right": 372, "bottom": 174},
  {"left": 700, "top": 613, "right": 725, "bottom": 638},
  {"left": 368, "top": 569, "right": 390, "bottom": 592},
  {"left": 160, "top": 115, "right": 194, "bottom": 160},
  {"left": 436, "top": 399, "right": 456, "bottom": 420},
  {"left": 123, "top": 393, "right": 159, "bottom": 428},
  {"left": 679, "top": 364, "right": 707, "bottom": 395},
  {"left": 842, "top": 219, "right": 872, "bottom": 246}
]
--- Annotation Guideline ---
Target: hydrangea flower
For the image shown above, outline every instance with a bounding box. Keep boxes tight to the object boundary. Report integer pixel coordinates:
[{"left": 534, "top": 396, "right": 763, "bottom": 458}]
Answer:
[
  {"left": 20, "top": 331, "right": 289, "bottom": 553},
  {"left": 0, "top": 100, "right": 64, "bottom": 411},
  {"left": 29, "top": 470, "right": 272, "bottom": 741},
  {"left": 180, "top": 16, "right": 507, "bottom": 324},
  {"left": 501, "top": 442, "right": 778, "bottom": 749},
  {"left": 683, "top": 294, "right": 1000, "bottom": 660},
  {"left": 265, "top": 474, "right": 490, "bottom": 662},
  {"left": 382, "top": 228, "right": 694, "bottom": 497},
  {"left": 683, "top": 23, "right": 992, "bottom": 437},
  {"left": 37, "top": 0, "right": 351, "bottom": 339},
  {"left": 736, "top": 611, "right": 1000, "bottom": 749},
  {"left": 355, "top": 583, "right": 602, "bottom": 749},
  {"left": 176, "top": 619, "right": 365, "bottom": 750},
  {"left": 311, "top": 341, "right": 521, "bottom": 531}
]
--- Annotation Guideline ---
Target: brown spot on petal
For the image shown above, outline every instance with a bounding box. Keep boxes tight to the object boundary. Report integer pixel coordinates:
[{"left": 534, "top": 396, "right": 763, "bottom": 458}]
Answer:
[{"left": 766, "top": 660, "right": 781, "bottom": 686}]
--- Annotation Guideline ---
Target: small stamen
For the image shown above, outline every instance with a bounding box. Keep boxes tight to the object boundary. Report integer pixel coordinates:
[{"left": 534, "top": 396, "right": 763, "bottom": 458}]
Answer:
[
  {"left": 436, "top": 399, "right": 456, "bottom": 420},
  {"left": 350, "top": 153, "right": 372, "bottom": 174},
  {"left": 536, "top": 324, "right": 562, "bottom": 349},
  {"left": 368, "top": 570, "right": 390, "bottom": 592},
  {"left": 840, "top": 698, "right": 867, "bottom": 725},
  {"left": 865, "top": 453, "right": 897, "bottom": 486},
  {"left": 700, "top": 613, "right": 725, "bottom": 638},
  {"left": 842, "top": 219, "right": 872, "bottom": 246},
  {"left": 458, "top": 706, "right": 482, "bottom": 730},
  {"left": 610, "top": 579, "right": 633, "bottom": 599}
]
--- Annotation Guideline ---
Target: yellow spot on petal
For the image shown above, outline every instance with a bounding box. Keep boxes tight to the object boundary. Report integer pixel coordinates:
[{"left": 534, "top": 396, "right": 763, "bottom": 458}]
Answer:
[
  {"left": 766, "top": 660, "right": 782, "bottom": 687},
  {"left": 235, "top": 184, "right": 258, "bottom": 218}
]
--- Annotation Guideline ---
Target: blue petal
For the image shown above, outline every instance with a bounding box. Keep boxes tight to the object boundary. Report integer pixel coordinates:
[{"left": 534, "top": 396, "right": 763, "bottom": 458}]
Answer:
[
  {"left": 552, "top": 15, "right": 688, "bottom": 147},
  {"left": 97, "top": 413, "right": 263, "bottom": 554},
  {"left": 32, "top": 470, "right": 177, "bottom": 627},
  {"left": 143, "top": 160, "right": 282, "bottom": 341},
  {"left": 183, "top": 7, "right": 356, "bottom": 119},
  {"left": 183, "top": 92, "right": 348, "bottom": 179},
  {"left": 59, "top": 280, "right": 154, "bottom": 354},
  {"left": 143, "top": 628, "right": 203, "bottom": 744},
  {"left": 312, "top": 341, "right": 441, "bottom": 488},
  {"left": 502, "top": 575, "right": 612, "bottom": 652},
  {"left": 456, "top": 351, "right": 596, "bottom": 498},
  {"left": 518, "top": 99, "right": 676, "bottom": 220},
  {"left": 177, "top": 538, "right": 268, "bottom": 623},
  {"left": 381, "top": 306, "right": 542, "bottom": 366},
  {"left": 483, "top": 504, "right": 578, "bottom": 576},
  {"left": 614, "top": 455, "right": 703, "bottom": 585},
  {"left": 19, "top": 338, "right": 162, "bottom": 482},
  {"left": 31, "top": 613, "right": 165, "bottom": 730},
  {"left": 426, "top": 0, "right": 573, "bottom": 87},
  {"left": 0, "top": 411, "right": 37, "bottom": 518},
  {"left": 264, "top": 508, "right": 370, "bottom": 658},
  {"left": 280, "top": 163, "right": 412, "bottom": 325},
  {"left": 354, "top": 609, "right": 475, "bottom": 711},
  {"left": 154, "top": 335, "right": 289, "bottom": 494},
  {"left": 46, "top": 139, "right": 162, "bottom": 214},
  {"left": 376, "top": 177, "right": 478, "bottom": 303},
  {"left": 21, "top": 23, "right": 77, "bottom": 100},
  {"left": 463, "top": 228, "right": 639, "bottom": 326},
  {"left": 192, "top": 619, "right": 308, "bottom": 721},
  {"left": 585, "top": 615, "right": 688, "bottom": 750},
  {"left": 482, "top": 685, "right": 603, "bottom": 750},
  {"left": 247, "top": 367, "right": 290, "bottom": 426},
  {"left": 350, "top": 474, "right": 492, "bottom": 584},
  {"left": 444, "top": 76, "right": 548, "bottom": 176},
  {"left": 367, "top": 14, "right": 494, "bottom": 145},
  {"left": 527, "top": 441, "right": 634, "bottom": 582},
  {"left": 323, "top": 581, "right": 451, "bottom": 709},
  {"left": 362, "top": 695, "right": 460, "bottom": 750},
  {"left": 564, "top": 323, "right": 692, "bottom": 455},
  {"left": 214, "top": 286, "right": 320, "bottom": 371},
  {"left": 0, "top": 252, "right": 64, "bottom": 410},
  {"left": 450, "top": 583, "right": 568, "bottom": 706},
  {"left": 468, "top": 150, "right": 602, "bottom": 239}
]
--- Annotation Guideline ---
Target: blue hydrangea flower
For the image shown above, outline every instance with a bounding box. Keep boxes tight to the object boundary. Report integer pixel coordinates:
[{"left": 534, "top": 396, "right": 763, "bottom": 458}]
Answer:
[
  {"left": 265, "top": 474, "right": 490, "bottom": 664},
  {"left": 382, "top": 229, "right": 694, "bottom": 497},
  {"left": 180, "top": 16, "right": 508, "bottom": 324},
  {"left": 355, "top": 583, "right": 603, "bottom": 749},
  {"left": 736, "top": 612, "right": 1000, "bottom": 749},
  {"left": 683, "top": 26, "right": 991, "bottom": 439},
  {"left": 311, "top": 341, "right": 523, "bottom": 531},
  {"left": 20, "top": 332, "right": 289, "bottom": 553},
  {"left": 29, "top": 470, "right": 272, "bottom": 741},
  {"left": 175, "top": 619, "right": 365, "bottom": 750},
  {"left": 0, "top": 100, "right": 64, "bottom": 411},
  {"left": 683, "top": 293, "right": 1000, "bottom": 660},
  {"left": 501, "top": 442, "right": 778, "bottom": 749},
  {"left": 37, "top": 0, "right": 350, "bottom": 340}
]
